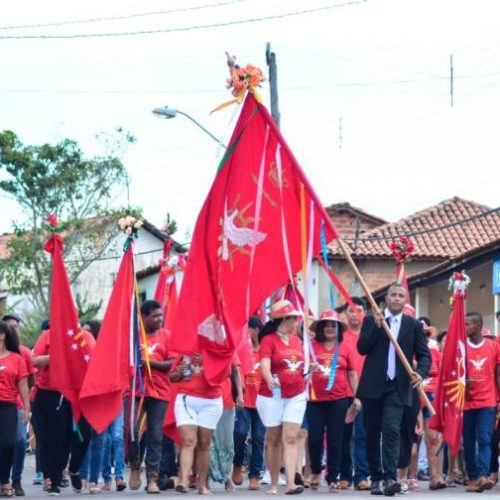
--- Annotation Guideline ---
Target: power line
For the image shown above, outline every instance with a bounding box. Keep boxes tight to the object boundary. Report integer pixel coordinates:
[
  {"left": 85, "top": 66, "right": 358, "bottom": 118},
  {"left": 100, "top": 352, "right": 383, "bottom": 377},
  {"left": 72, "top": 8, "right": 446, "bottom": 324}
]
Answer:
[
  {"left": 0, "top": 1, "right": 368, "bottom": 40},
  {"left": 4, "top": 70, "right": 500, "bottom": 95},
  {"left": 0, "top": 0, "right": 249, "bottom": 30}
]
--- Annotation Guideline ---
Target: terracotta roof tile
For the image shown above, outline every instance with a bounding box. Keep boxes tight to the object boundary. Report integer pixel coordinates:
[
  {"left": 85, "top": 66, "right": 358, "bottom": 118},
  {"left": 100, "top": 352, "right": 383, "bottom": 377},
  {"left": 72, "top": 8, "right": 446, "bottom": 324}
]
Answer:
[{"left": 330, "top": 197, "right": 500, "bottom": 260}]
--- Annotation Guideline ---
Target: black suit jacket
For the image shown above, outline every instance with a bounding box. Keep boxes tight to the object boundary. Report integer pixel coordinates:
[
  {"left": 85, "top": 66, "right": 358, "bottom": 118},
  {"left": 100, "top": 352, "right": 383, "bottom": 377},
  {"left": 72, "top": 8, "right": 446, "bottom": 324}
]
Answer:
[{"left": 356, "top": 313, "right": 431, "bottom": 406}]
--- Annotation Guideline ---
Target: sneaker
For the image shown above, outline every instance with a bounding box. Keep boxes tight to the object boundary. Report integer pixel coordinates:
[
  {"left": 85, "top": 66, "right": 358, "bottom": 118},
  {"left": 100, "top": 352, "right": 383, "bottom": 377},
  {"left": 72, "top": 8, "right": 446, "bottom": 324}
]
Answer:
[
  {"left": 33, "top": 473, "right": 44, "bottom": 486},
  {"left": 89, "top": 483, "right": 101, "bottom": 495},
  {"left": 398, "top": 480, "right": 409, "bottom": 494},
  {"left": 146, "top": 480, "right": 160, "bottom": 494},
  {"left": 278, "top": 475, "right": 286, "bottom": 486},
  {"left": 11, "top": 481, "right": 25, "bottom": 496},
  {"left": 417, "top": 470, "right": 429, "bottom": 481},
  {"left": 355, "top": 480, "right": 371, "bottom": 491},
  {"left": 261, "top": 471, "right": 271, "bottom": 485},
  {"left": 48, "top": 485, "right": 61, "bottom": 497},
  {"left": 69, "top": 473, "right": 82, "bottom": 493}
]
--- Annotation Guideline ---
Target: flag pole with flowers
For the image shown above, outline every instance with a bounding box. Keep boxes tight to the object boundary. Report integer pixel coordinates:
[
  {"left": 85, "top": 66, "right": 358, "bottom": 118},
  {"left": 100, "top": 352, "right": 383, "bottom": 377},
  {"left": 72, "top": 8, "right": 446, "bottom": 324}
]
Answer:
[
  {"left": 429, "top": 271, "right": 469, "bottom": 456},
  {"left": 168, "top": 52, "right": 433, "bottom": 418},
  {"left": 43, "top": 212, "right": 93, "bottom": 424},
  {"left": 80, "top": 215, "right": 154, "bottom": 435}
]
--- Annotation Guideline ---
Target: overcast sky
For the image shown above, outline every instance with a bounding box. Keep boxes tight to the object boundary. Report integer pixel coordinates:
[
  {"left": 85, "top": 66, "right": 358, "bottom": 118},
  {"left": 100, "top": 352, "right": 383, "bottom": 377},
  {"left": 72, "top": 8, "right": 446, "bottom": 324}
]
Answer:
[{"left": 1, "top": 0, "right": 499, "bottom": 241}]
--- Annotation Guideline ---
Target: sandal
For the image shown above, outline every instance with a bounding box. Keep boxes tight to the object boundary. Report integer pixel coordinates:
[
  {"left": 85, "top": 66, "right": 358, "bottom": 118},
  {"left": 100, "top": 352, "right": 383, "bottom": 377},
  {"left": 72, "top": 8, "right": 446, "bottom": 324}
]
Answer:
[
  {"left": 0, "top": 485, "right": 13, "bottom": 498},
  {"left": 309, "top": 476, "right": 321, "bottom": 490},
  {"left": 175, "top": 484, "right": 189, "bottom": 494},
  {"left": 408, "top": 478, "right": 420, "bottom": 490},
  {"left": 285, "top": 485, "right": 304, "bottom": 494},
  {"left": 328, "top": 483, "right": 341, "bottom": 493},
  {"left": 429, "top": 477, "right": 447, "bottom": 490}
]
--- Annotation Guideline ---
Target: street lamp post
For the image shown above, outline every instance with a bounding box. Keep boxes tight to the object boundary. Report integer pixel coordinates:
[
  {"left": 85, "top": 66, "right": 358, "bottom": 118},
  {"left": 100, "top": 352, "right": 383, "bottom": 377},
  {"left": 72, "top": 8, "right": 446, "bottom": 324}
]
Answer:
[{"left": 152, "top": 106, "right": 227, "bottom": 149}]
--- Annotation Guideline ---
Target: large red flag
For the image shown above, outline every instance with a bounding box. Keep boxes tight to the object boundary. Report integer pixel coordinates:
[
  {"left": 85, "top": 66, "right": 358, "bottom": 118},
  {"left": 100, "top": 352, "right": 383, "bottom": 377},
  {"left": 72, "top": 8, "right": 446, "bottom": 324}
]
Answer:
[
  {"left": 80, "top": 246, "right": 135, "bottom": 433},
  {"left": 429, "top": 272, "right": 468, "bottom": 456},
  {"left": 169, "top": 93, "right": 338, "bottom": 385},
  {"left": 45, "top": 233, "right": 94, "bottom": 421}
]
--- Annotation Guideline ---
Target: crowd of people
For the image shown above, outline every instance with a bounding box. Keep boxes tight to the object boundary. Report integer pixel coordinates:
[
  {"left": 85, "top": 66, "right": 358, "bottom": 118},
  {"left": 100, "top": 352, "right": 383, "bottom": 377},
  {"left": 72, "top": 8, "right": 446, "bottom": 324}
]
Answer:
[{"left": 1, "top": 283, "right": 500, "bottom": 497}]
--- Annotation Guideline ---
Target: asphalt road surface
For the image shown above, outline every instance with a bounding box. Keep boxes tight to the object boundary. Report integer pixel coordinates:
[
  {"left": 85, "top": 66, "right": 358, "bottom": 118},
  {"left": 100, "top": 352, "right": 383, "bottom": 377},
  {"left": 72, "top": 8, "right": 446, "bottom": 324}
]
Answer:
[{"left": 19, "top": 455, "right": 499, "bottom": 498}]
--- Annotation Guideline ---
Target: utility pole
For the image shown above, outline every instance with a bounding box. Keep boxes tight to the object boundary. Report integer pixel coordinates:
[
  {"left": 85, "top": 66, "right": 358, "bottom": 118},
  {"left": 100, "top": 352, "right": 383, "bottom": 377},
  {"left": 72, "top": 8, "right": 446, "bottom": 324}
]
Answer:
[
  {"left": 450, "top": 54, "right": 454, "bottom": 107},
  {"left": 266, "top": 42, "right": 280, "bottom": 128}
]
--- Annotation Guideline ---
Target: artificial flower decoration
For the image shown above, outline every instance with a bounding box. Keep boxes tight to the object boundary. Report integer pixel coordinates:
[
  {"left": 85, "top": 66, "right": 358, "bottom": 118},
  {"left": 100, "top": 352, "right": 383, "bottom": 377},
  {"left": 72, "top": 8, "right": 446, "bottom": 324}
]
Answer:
[
  {"left": 389, "top": 236, "right": 415, "bottom": 262},
  {"left": 118, "top": 215, "right": 143, "bottom": 250},
  {"left": 158, "top": 254, "right": 187, "bottom": 283},
  {"left": 448, "top": 270, "right": 471, "bottom": 304},
  {"left": 42, "top": 212, "right": 68, "bottom": 233},
  {"left": 211, "top": 52, "right": 266, "bottom": 113}
]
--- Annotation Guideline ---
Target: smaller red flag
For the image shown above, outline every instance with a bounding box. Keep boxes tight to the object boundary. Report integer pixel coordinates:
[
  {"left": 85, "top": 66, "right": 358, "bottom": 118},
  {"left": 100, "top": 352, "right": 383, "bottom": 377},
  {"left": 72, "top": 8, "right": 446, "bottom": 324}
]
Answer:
[
  {"left": 80, "top": 246, "right": 135, "bottom": 433},
  {"left": 429, "top": 274, "right": 468, "bottom": 456},
  {"left": 45, "top": 234, "right": 95, "bottom": 421}
]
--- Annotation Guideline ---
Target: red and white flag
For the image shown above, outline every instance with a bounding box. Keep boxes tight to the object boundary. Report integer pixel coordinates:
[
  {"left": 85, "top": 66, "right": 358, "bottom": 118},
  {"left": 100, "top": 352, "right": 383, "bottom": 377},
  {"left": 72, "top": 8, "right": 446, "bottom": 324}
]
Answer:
[
  {"left": 169, "top": 93, "right": 339, "bottom": 385},
  {"left": 429, "top": 272, "right": 468, "bottom": 456}
]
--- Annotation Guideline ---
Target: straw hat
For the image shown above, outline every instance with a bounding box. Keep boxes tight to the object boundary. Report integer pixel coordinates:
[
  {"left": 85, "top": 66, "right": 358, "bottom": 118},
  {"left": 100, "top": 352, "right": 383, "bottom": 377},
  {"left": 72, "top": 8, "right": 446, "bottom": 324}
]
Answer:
[
  {"left": 310, "top": 309, "right": 344, "bottom": 333},
  {"left": 269, "top": 299, "right": 302, "bottom": 319}
]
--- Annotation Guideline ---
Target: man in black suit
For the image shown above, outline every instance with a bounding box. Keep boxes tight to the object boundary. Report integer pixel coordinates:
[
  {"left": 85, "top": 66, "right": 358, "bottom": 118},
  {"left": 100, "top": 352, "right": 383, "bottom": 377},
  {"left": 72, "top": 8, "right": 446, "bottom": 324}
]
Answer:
[{"left": 357, "top": 283, "right": 430, "bottom": 496}]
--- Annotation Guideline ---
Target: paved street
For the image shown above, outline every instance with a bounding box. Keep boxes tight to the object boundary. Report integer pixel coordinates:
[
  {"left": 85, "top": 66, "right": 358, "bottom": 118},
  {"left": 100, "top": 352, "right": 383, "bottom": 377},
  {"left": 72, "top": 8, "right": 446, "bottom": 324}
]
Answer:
[{"left": 19, "top": 455, "right": 500, "bottom": 499}]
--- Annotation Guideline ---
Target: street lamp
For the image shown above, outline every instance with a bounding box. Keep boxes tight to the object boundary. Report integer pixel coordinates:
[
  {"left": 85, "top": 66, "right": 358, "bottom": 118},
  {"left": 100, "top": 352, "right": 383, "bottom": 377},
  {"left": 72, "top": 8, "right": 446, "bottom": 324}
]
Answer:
[{"left": 152, "top": 106, "right": 227, "bottom": 149}]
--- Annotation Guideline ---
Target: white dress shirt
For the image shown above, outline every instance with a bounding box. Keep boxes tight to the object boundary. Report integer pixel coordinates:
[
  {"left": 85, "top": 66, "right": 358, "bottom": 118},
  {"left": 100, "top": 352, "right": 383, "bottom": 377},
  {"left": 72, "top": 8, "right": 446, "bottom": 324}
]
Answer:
[{"left": 385, "top": 309, "right": 403, "bottom": 380}]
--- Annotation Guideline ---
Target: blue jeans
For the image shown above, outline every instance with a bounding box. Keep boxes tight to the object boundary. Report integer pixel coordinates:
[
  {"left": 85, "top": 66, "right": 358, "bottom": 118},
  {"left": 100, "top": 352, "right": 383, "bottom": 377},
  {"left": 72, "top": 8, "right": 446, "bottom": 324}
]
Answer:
[
  {"left": 12, "top": 410, "right": 27, "bottom": 482},
  {"left": 463, "top": 407, "right": 496, "bottom": 480},
  {"left": 233, "top": 408, "right": 265, "bottom": 479},
  {"left": 339, "top": 406, "right": 369, "bottom": 484},
  {"left": 79, "top": 431, "right": 105, "bottom": 484},
  {"left": 102, "top": 410, "right": 125, "bottom": 482}
]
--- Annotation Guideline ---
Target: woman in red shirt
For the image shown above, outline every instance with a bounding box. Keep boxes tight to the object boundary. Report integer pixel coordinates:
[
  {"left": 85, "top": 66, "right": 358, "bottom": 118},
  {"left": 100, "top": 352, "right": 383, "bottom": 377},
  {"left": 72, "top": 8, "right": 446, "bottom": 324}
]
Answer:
[
  {"left": 0, "top": 321, "right": 30, "bottom": 498},
  {"left": 307, "top": 310, "right": 360, "bottom": 492},
  {"left": 256, "top": 300, "right": 306, "bottom": 495},
  {"left": 170, "top": 353, "right": 223, "bottom": 495}
]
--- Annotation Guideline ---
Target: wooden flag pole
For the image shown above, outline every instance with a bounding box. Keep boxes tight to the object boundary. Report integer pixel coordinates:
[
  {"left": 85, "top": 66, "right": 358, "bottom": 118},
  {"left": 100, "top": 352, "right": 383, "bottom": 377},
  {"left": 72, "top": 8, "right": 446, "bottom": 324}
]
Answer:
[{"left": 335, "top": 237, "right": 435, "bottom": 416}]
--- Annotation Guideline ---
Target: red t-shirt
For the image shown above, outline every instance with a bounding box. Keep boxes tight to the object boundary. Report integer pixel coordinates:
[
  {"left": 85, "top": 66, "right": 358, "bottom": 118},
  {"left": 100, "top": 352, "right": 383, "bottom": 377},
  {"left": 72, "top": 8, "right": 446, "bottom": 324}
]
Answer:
[
  {"left": 258, "top": 333, "right": 305, "bottom": 399},
  {"left": 422, "top": 345, "right": 441, "bottom": 395},
  {"left": 32, "top": 329, "right": 95, "bottom": 392},
  {"left": 0, "top": 352, "right": 29, "bottom": 403},
  {"left": 17, "top": 345, "right": 34, "bottom": 408},
  {"left": 138, "top": 329, "right": 171, "bottom": 401},
  {"left": 32, "top": 330, "right": 52, "bottom": 390},
  {"left": 342, "top": 330, "right": 365, "bottom": 381},
  {"left": 174, "top": 354, "right": 221, "bottom": 399},
  {"left": 243, "top": 351, "right": 261, "bottom": 408},
  {"left": 465, "top": 338, "right": 500, "bottom": 410},
  {"left": 310, "top": 340, "right": 355, "bottom": 402}
]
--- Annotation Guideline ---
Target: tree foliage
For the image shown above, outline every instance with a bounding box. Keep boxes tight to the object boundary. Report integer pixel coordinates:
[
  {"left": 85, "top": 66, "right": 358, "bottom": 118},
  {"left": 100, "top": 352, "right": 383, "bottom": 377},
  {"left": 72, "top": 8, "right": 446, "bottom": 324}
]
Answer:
[{"left": 0, "top": 128, "right": 135, "bottom": 318}]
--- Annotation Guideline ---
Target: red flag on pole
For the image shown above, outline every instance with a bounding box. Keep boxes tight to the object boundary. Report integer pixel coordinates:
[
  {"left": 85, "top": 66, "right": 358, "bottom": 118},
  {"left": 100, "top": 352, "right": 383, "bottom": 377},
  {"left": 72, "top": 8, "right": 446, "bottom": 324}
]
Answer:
[
  {"left": 429, "top": 272, "right": 469, "bottom": 456},
  {"left": 44, "top": 233, "right": 95, "bottom": 421},
  {"left": 80, "top": 245, "right": 135, "bottom": 433},
  {"left": 169, "top": 93, "right": 339, "bottom": 385}
]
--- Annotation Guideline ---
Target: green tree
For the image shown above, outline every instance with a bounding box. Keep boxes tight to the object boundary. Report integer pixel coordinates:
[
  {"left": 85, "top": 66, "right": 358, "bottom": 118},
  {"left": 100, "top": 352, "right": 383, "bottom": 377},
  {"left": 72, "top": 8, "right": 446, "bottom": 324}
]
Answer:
[{"left": 0, "top": 129, "right": 136, "bottom": 341}]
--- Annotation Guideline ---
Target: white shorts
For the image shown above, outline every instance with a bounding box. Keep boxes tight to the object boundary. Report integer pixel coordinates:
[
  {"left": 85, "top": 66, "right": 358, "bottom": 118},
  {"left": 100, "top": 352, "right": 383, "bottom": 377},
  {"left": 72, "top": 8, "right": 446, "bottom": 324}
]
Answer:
[
  {"left": 174, "top": 393, "right": 223, "bottom": 430},
  {"left": 256, "top": 391, "right": 307, "bottom": 427}
]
